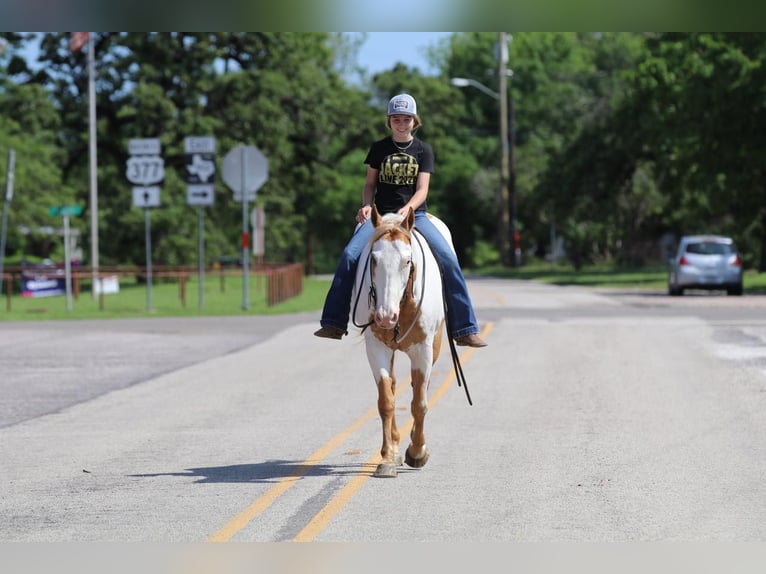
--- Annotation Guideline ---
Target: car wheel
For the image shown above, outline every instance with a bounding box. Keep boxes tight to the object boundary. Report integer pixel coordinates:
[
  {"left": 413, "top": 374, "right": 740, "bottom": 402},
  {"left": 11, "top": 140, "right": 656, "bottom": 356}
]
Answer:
[
  {"left": 668, "top": 284, "right": 683, "bottom": 296},
  {"left": 727, "top": 284, "right": 743, "bottom": 296}
]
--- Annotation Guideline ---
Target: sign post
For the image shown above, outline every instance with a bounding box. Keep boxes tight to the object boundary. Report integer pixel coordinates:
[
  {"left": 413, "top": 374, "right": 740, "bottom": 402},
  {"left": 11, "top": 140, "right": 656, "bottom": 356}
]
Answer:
[
  {"left": 0, "top": 149, "right": 15, "bottom": 295},
  {"left": 222, "top": 145, "right": 268, "bottom": 310},
  {"left": 48, "top": 204, "right": 83, "bottom": 312},
  {"left": 240, "top": 146, "right": 249, "bottom": 310},
  {"left": 251, "top": 205, "right": 265, "bottom": 261},
  {"left": 127, "top": 138, "right": 164, "bottom": 310},
  {"left": 184, "top": 136, "right": 216, "bottom": 310},
  {"left": 63, "top": 212, "right": 73, "bottom": 311}
]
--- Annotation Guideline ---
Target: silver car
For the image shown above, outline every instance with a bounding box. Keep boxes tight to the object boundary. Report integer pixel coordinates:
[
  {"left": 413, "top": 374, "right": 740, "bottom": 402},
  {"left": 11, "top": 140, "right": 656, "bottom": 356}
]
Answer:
[{"left": 668, "top": 235, "right": 743, "bottom": 296}]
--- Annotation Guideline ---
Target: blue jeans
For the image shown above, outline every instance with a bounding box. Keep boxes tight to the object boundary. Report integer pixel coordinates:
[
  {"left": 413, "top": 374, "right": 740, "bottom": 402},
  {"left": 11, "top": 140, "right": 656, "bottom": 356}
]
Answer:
[{"left": 320, "top": 211, "right": 479, "bottom": 338}]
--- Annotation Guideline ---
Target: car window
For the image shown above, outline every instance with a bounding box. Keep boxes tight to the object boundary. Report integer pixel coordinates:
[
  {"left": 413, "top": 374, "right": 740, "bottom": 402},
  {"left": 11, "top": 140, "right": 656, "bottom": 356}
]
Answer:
[{"left": 685, "top": 242, "right": 735, "bottom": 255}]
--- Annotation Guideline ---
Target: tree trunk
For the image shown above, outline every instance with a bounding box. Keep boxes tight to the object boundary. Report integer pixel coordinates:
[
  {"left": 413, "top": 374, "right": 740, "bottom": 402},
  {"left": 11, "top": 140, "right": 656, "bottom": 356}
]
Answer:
[{"left": 306, "top": 232, "right": 314, "bottom": 276}]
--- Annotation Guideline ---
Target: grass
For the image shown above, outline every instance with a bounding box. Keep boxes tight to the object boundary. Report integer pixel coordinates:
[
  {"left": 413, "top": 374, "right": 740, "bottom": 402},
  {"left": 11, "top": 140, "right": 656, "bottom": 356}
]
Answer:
[
  {"left": 4, "top": 258, "right": 766, "bottom": 322},
  {"left": 467, "top": 259, "right": 766, "bottom": 293},
  {"left": 467, "top": 260, "right": 670, "bottom": 289},
  {"left": 0, "top": 274, "right": 329, "bottom": 321}
]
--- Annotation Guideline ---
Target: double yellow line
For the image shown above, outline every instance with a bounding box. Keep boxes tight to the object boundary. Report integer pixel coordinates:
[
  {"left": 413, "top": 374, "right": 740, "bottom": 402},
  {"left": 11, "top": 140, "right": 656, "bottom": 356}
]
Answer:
[{"left": 208, "top": 322, "right": 493, "bottom": 542}]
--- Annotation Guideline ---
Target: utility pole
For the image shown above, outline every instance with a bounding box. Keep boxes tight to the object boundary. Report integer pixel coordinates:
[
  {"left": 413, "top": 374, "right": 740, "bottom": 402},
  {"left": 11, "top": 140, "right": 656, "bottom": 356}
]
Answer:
[
  {"left": 451, "top": 33, "right": 519, "bottom": 267},
  {"left": 508, "top": 60, "right": 519, "bottom": 267},
  {"left": 87, "top": 33, "right": 99, "bottom": 297},
  {"left": 498, "top": 32, "right": 513, "bottom": 266},
  {"left": 0, "top": 149, "right": 15, "bottom": 289}
]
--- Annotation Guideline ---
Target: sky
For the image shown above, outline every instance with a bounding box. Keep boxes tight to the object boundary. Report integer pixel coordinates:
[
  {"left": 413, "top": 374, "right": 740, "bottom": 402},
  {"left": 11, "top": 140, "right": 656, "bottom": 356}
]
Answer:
[
  {"left": 350, "top": 32, "right": 453, "bottom": 76},
  {"left": 15, "top": 32, "right": 455, "bottom": 78}
]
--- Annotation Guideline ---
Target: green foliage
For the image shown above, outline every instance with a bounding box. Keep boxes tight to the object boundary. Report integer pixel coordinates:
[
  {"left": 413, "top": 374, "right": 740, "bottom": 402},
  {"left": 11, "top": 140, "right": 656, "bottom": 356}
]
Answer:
[
  {"left": 465, "top": 239, "right": 500, "bottom": 268},
  {"left": 3, "top": 32, "right": 766, "bottom": 279},
  {"left": 0, "top": 274, "right": 330, "bottom": 321}
]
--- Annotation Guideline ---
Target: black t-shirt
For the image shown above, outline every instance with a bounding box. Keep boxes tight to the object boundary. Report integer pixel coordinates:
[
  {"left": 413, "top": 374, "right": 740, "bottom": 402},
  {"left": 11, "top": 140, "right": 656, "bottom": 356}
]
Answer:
[{"left": 364, "top": 136, "right": 434, "bottom": 215}]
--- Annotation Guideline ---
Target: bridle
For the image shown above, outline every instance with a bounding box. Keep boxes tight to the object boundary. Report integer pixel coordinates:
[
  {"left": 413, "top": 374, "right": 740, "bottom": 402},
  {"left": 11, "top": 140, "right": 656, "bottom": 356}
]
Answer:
[
  {"left": 351, "top": 219, "right": 473, "bottom": 406},
  {"left": 351, "top": 223, "right": 426, "bottom": 345}
]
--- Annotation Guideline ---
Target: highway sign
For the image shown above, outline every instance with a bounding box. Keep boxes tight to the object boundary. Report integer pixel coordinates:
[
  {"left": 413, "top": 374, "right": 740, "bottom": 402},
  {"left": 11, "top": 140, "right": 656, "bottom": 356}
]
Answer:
[
  {"left": 49, "top": 205, "right": 83, "bottom": 217},
  {"left": 186, "top": 184, "right": 215, "bottom": 206},
  {"left": 126, "top": 155, "right": 165, "bottom": 186},
  {"left": 128, "top": 138, "right": 161, "bottom": 156},
  {"left": 185, "top": 153, "right": 215, "bottom": 184},
  {"left": 222, "top": 145, "right": 268, "bottom": 196},
  {"left": 184, "top": 136, "right": 216, "bottom": 154},
  {"left": 132, "top": 187, "right": 161, "bottom": 208}
]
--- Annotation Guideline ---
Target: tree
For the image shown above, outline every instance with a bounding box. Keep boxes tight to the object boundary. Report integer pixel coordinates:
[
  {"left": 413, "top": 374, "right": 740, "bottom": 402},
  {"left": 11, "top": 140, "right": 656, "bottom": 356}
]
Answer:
[
  {"left": 8, "top": 31, "right": 766, "bottom": 276},
  {"left": 21, "top": 32, "right": 381, "bottom": 271},
  {"left": 0, "top": 73, "right": 72, "bottom": 261}
]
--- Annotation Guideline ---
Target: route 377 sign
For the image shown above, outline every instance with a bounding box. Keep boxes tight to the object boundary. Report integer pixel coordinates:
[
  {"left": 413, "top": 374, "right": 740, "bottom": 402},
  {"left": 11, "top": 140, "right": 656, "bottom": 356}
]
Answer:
[
  {"left": 126, "top": 155, "right": 164, "bottom": 186},
  {"left": 126, "top": 138, "right": 165, "bottom": 186}
]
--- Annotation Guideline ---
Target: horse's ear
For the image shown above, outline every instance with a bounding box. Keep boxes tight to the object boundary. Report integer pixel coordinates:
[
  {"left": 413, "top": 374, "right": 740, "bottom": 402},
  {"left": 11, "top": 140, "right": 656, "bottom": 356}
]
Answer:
[
  {"left": 404, "top": 207, "right": 414, "bottom": 230},
  {"left": 371, "top": 204, "right": 380, "bottom": 227}
]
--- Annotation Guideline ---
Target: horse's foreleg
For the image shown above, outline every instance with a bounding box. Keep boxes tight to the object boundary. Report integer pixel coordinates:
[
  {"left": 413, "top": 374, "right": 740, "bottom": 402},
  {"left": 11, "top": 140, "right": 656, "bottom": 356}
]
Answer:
[
  {"left": 378, "top": 372, "right": 402, "bottom": 464},
  {"left": 389, "top": 376, "right": 402, "bottom": 466},
  {"left": 374, "top": 373, "right": 399, "bottom": 478},
  {"left": 405, "top": 367, "right": 430, "bottom": 468}
]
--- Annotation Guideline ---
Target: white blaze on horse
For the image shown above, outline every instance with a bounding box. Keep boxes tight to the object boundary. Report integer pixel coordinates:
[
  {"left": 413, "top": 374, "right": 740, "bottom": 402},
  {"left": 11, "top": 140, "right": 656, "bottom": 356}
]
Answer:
[{"left": 352, "top": 206, "right": 451, "bottom": 478}]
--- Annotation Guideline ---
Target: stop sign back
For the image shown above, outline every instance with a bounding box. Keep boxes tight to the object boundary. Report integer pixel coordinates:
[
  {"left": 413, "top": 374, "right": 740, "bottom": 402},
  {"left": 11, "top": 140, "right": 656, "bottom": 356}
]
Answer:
[{"left": 222, "top": 145, "right": 268, "bottom": 196}]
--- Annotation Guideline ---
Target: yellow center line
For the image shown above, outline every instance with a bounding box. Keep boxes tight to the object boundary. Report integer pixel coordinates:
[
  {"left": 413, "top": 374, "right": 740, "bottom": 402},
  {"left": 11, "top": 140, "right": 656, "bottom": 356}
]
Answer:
[
  {"left": 208, "top": 322, "right": 493, "bottom": 542},
  {"left": 207, "top": 405, "right": 379, "bottom": 542},
  {"left": 293, "top": 322, "right": 493, "bottom": 542}
]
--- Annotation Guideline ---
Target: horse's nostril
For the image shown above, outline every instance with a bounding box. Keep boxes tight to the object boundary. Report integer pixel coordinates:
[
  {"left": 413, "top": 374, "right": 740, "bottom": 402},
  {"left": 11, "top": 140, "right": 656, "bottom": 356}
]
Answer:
[{"left": 375, "top": 310, "right": 398, "bottom": 328}]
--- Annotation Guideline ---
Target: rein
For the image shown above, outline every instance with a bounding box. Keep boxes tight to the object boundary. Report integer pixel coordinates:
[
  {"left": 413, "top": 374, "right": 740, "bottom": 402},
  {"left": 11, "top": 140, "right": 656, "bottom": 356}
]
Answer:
[
  {"left": 441, "top": 276, "right": 473, "bottom": 406},
  {"left": 351, "top": 219, "right": 473, "bottom": 406},
  {"left": 418, "top": 233, "right": 473, "bottom": 406},
  {"left": 351, "top": 223, "right": 426, "bottom": 344},
  {"left": 392, "top": 230, "right": 426, "bottom": 343}
]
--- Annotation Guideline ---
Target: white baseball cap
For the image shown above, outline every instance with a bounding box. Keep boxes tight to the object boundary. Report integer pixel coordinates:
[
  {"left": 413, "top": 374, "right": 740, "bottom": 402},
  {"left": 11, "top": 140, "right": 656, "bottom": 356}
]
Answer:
[{"left": 387, "top": 93, "right": 417, "bottom": 116}]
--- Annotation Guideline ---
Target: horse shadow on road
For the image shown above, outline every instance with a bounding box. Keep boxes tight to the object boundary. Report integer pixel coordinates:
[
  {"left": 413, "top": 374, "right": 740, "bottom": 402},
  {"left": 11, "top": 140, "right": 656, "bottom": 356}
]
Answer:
[{"left": 129, "top": 459, "right": 387, "bottom": 483}]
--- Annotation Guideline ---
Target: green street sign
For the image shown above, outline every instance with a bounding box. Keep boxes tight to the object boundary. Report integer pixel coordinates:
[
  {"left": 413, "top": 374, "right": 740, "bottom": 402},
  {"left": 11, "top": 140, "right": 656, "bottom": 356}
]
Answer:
[{"left": 49, "top": 205, "right": 83, "bottom": 217}]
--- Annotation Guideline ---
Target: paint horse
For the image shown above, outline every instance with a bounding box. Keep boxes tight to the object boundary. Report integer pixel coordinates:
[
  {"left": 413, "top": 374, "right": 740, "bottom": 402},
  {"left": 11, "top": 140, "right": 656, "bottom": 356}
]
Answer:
[{"left": 352, "top": 206, "right": 450, "bottom": 478}]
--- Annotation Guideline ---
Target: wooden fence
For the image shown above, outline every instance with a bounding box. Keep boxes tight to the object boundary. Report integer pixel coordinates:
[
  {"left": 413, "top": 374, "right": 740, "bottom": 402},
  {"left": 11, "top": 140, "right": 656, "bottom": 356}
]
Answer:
[{"left": 0, "top": 262, "right": 303, "bottom": 311}]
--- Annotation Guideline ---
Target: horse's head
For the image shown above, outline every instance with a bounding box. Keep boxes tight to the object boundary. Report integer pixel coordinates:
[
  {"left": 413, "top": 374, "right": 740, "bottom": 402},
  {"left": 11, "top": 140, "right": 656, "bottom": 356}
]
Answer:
[{"left": 368, "top": 206, "right": 415, "bottom": 330}]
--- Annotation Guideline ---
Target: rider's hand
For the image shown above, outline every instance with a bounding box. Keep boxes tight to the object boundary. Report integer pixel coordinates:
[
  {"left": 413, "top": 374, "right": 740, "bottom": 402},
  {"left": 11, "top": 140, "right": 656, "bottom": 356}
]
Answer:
[{"left": 356, "top": 205, "right": 372, "bottom": 224}]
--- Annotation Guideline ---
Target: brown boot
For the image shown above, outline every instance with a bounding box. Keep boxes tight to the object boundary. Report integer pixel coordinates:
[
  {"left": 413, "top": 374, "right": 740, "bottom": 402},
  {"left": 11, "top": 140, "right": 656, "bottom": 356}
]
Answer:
[
  {"left": 313, "top": 326, "right": 346, "bottom": 340},
  {"left": 454, "top": 334, "right": 488, "bottom": 348}
]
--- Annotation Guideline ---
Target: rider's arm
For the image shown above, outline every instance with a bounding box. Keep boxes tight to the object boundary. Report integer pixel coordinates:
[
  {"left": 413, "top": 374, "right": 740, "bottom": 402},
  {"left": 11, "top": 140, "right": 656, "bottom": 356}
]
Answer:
[
  {"left": 357, "top": 167, "right": 378, "bottom": 223},
  {"left": 361, "top": 167, "right": 377, "bottom": 207}
]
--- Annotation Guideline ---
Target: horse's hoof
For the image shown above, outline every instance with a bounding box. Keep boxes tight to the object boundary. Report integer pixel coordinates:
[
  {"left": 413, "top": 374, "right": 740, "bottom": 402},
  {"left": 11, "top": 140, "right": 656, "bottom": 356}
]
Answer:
[
  {"left": 405, "top": 448, "right": 430, "bottom": 468},
  {"left": 373, "top": 463, "right": 398, "bottom": 478},
  {"left": 393, "top": 454, "right": 403, "bottom": 466}
]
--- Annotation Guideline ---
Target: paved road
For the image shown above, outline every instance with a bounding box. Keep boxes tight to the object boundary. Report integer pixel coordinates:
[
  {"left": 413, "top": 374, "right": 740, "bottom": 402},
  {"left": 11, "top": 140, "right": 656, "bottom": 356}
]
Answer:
[
  {"left": 0, "top": 312, "right": 321, "bottom": 428},
  {"left": 1, "top": 279, "right": 766, "bottom": 545}
]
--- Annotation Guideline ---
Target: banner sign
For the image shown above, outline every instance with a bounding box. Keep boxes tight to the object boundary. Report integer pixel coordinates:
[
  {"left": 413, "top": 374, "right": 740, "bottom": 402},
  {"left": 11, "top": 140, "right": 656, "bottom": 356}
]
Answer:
[
  {"left": 21, "top": 262, "right": 74, "bottom": 298},
  {"left": 22, "top": 275, "right": 66, "bottom": 298}
]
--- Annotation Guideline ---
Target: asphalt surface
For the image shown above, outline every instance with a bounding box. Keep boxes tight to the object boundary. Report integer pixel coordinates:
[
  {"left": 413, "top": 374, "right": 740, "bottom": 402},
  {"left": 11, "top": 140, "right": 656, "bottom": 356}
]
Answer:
[
  {"left": 2, "top": 278, "right": 766, "bottom": 552},
  {"left": 0, "top": 312, "right": 318, "bottom": 428}
]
